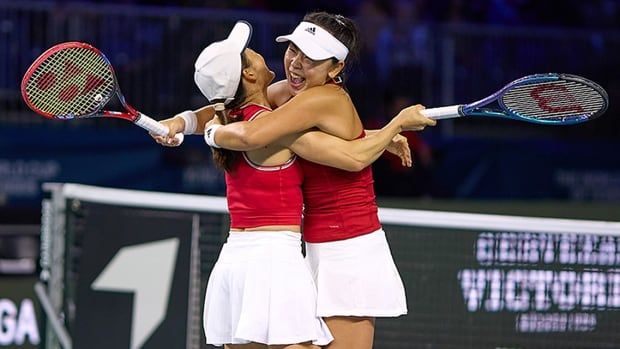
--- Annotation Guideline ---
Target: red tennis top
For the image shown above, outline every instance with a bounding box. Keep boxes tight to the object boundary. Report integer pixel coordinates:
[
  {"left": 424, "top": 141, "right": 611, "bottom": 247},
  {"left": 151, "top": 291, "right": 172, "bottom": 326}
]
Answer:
[
  {"left": 299, "top": 131, "right": 381, "bottom": 243},
  {"left": 226, "top": 104, "right": 303, "bottom": 229}
]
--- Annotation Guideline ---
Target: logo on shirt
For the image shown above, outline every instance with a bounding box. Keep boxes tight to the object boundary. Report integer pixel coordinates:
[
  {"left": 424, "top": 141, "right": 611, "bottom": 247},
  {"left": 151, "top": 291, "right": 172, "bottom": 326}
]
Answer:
[{"left": 304, "top": 26, "right": 316, "bottom": 35}]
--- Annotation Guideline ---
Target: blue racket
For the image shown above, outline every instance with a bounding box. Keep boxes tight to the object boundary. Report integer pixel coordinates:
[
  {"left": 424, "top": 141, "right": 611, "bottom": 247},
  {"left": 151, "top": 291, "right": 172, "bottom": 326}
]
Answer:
[{"left": 421, "top": 73, "right": 608, "bottom": 125}]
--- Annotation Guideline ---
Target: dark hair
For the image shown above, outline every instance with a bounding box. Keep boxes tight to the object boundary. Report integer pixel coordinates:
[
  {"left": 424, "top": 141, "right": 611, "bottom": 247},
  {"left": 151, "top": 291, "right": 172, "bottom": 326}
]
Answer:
[
  {"left": 302, "top": 12, "right": 360, "bottom": 83},
  {"left": 211, "top": 52, "right": 250, "bottom": 172}
]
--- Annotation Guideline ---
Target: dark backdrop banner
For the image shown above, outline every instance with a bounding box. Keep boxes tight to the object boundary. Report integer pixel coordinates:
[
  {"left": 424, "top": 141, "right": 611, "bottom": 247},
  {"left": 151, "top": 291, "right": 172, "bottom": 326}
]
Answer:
[
  {"left": 0, "top": 126, "right": 224, "bottom": 209},
  {"left": 1, "top": 126, "right": 619, "bottom": 210}
]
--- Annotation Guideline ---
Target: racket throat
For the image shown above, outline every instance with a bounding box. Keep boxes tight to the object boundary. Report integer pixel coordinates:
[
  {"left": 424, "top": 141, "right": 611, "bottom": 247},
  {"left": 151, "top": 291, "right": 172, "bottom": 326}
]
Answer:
[
  {"left": 464, "top": 107, "right": 509, "bottom": 119},
  {"left": 100, "top": 110, "right": 138, "bottom": 121}
]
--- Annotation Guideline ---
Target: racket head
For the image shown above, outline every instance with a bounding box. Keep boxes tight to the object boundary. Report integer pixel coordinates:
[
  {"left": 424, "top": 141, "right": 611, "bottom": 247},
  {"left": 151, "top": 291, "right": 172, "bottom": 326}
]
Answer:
[
  {"left": 496, "top": 73, "right": 608, "bottom": 125},
  {"left": 21, "top": 41, "right": 118, "bottom": 120}
]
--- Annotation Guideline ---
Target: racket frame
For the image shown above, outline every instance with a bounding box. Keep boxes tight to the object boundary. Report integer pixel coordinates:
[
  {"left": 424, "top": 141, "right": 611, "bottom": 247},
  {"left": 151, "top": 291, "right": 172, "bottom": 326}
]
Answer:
[
  {"left": 421, "top": 73, "right": 609, "bottom": 125},
  {"left": 22, "top": 41, "right": 181, "bottom": 140}
]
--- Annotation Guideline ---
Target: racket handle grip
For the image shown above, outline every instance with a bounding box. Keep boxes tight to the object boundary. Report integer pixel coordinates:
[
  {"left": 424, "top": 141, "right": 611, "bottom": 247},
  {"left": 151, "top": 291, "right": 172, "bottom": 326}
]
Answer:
[
  {"left": 420, "top": 105, "right": 463, "bottom": 120},
  {"left": 135, "top": 113, "right": 184, "bottom": 144}
]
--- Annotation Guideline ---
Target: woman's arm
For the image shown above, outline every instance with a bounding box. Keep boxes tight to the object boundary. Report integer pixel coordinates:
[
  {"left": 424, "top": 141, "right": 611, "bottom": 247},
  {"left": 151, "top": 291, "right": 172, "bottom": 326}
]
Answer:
[
  {"left": 365, "top": 129, "right": 408, "bottom": 164},
  {"left": 210, "top": 86, "right": 349, "bottom": 151},
  {"left": 280, "top": 105, "right": 434, "bottom": 171},
  {"left": 193, "top": 105, "right": 216, "bottom": 133},
  {"left": 150, "top": 104, "right": 216, "bottom": 147},
  {"left": 283, "top": 127, "right": 399, "bottom": 172},
  {"left": 154, "top": 79, "right": 290, "bottom": 143}
]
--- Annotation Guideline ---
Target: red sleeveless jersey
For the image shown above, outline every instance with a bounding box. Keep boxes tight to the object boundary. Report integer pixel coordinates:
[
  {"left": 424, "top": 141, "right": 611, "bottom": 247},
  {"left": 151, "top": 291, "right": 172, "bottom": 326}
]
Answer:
[
  {"left": 300, "top": 132, "right": 381, "bottom": 243},
  {"left": 226, "top": 104, "right": 303, "bottom": 229}
]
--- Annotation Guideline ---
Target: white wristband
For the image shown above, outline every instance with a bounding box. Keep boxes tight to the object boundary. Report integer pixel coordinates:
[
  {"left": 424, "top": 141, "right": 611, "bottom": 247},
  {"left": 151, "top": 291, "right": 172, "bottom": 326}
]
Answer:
[
  {"left": 204, "top": 124, "right": 222, "bottom": 148},
  {"left": 178, "top": 110, "right": 197, "bottom": 135}
]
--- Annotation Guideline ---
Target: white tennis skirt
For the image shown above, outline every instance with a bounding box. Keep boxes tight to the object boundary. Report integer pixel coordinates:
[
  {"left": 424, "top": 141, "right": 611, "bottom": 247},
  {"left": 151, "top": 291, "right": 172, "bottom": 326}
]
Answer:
[
  {"left": 305, "top": 228, "right": 408, "bottom": 318},
  {"left": 203, "top": 231, "right": 333, "bottom": 346}
]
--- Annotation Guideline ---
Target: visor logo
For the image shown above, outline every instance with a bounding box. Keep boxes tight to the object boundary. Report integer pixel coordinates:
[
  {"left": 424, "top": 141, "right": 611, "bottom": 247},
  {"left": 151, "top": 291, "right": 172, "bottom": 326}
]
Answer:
[{"left": 304, "top": 27, "right": 316, "bottom": 35}]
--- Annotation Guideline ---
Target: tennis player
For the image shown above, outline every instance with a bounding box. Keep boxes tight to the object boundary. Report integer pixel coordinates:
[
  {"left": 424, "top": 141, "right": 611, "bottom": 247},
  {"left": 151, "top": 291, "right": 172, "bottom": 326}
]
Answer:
[{"left": 189, "top": 21, "right": 331, "bottom": 349}]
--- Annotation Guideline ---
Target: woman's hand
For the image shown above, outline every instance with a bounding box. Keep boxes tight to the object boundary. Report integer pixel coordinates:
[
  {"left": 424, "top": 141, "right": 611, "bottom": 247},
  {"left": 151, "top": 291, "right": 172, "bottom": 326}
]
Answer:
[
  {"left": 150, "top": 116, "right": 185, "bottom": 147},
  {"left": 385, "top": 134, "right": 412, "bottom": 167},
  {"left": 397, "top": 104, "right": 437, "bottom": 131}
]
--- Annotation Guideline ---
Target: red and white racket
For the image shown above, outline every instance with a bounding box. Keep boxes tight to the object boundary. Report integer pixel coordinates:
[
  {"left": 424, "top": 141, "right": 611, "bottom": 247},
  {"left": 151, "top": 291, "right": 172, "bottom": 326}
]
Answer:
[{"left": 21, "top": 41, "right": 182, "bottom": 142}]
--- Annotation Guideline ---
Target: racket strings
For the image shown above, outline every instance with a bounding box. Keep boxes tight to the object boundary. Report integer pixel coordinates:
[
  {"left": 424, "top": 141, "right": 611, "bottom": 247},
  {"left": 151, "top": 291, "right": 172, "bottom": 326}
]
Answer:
[
  {"left": 24, "top": 46, "right": 115, "bottom": 117},
  {"left": 502, "top": 81, "right": 605, "bottom": 121}
]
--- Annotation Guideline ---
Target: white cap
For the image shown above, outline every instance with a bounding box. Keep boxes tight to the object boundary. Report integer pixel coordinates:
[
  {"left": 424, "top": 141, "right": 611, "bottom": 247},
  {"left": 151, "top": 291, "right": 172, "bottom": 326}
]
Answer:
[
  {"left": 276, "top": 21, "right": 349, "bottom": 61},
  {"left": 194, "top": 21, "right": 252, "bottom": 104}
]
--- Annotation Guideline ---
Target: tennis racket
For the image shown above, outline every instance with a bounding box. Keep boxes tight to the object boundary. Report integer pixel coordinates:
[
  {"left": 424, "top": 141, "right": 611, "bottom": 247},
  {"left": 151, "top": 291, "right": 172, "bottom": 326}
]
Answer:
[
  {"left": 21, "top": 41, "right": 183, "bottom": 142},
  {"left": 421, "top": 73, "right": 608, "bottom": 125}
]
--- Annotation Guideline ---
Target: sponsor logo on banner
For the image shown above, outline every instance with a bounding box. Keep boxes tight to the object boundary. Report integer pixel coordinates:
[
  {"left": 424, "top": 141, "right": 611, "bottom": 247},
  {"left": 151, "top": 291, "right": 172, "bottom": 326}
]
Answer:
[
  {"left": 0, "top": 298, "right": 39, "bottom": 346},
  {"left": 458, "top": 232, "right": 620, "bottom": 333}
]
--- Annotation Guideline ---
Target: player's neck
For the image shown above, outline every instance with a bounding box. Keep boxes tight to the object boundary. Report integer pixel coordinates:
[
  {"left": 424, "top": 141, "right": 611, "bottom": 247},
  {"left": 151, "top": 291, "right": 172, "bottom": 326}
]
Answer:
[{"left": 243, "top": 89, "right": 270, "bottom": 108}]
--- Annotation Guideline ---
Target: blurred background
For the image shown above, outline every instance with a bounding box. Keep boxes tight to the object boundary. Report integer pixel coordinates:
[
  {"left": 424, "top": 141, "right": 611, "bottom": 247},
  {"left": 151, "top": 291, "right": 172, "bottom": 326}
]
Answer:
[
  {"left": 1, "top": 0, "right": 620, "bottom": 348},
  {"left": 1, "top": 0, "right": 619, "bottom": 220}
]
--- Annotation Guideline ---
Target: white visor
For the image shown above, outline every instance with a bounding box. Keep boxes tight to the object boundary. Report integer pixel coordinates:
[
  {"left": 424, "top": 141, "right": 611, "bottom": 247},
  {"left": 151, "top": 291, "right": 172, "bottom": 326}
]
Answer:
[
  {"left": 276, "top": 21, "right": 348, "bottom": 61},
  {"left": 194, "top": 21, "right": 252, "bottom": 104}
]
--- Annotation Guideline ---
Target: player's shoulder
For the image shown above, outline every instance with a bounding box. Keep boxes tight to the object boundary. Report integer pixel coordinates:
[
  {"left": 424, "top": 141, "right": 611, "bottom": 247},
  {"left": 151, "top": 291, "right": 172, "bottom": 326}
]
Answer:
[
  {"left": 307, "top": 83, "right": 347, "bottom": 95},
  {"left": 267, "top": 80, "right": 292, "bottom": 108},
  {"left": 296, "top": 84, "right": 349, "bottom": 104}
]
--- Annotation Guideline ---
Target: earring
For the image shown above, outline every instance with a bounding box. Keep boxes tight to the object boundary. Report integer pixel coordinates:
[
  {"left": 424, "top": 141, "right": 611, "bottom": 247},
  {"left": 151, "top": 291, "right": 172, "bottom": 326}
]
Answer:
[{"left": 332, "top": 75, "right": 343, "bottom": 84}]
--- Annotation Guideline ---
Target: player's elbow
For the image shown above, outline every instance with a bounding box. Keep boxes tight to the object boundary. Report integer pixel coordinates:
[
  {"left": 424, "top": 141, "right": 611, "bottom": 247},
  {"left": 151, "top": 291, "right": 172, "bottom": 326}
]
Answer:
[
  {"left": 235, "top": 134, "right": 255, "bottom": 149},
  {"left": 342, "top": 156, "right": 368, "bottom": 172},
  {"left": 240, "top": 134, "right": 264, "bottom": 149},
  {"left": 347, "top": 163, "right": 367, "bottom": 172}
]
